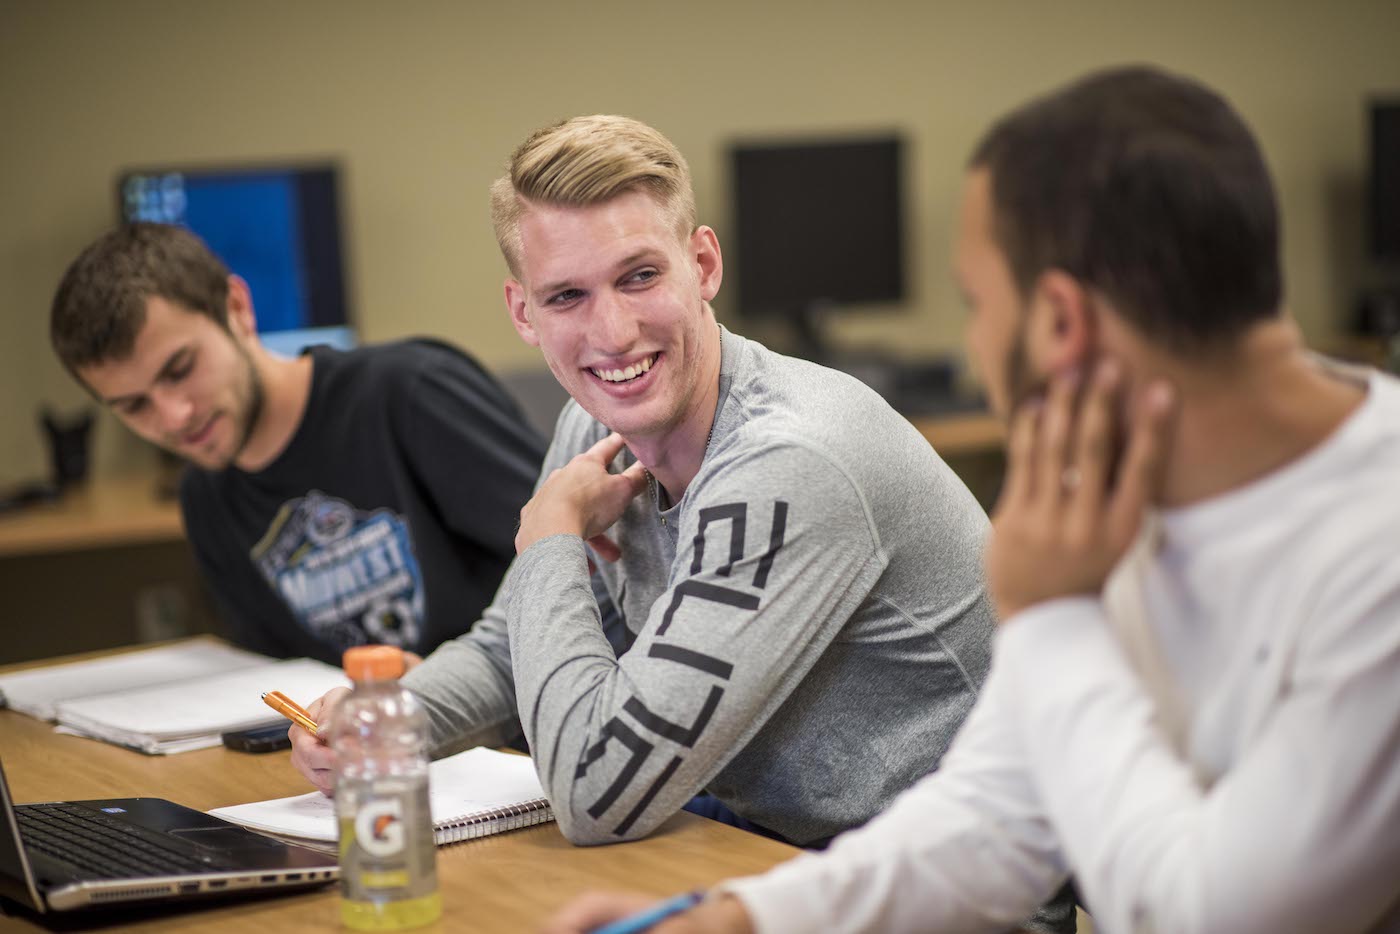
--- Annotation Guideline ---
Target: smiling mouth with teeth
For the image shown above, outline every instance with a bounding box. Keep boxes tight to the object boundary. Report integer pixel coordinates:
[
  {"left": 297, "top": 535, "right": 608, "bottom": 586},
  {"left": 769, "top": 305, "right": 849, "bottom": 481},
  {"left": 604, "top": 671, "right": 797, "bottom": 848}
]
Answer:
[{"left": 591, "top": 354, "right": 657, "bottom": 383}]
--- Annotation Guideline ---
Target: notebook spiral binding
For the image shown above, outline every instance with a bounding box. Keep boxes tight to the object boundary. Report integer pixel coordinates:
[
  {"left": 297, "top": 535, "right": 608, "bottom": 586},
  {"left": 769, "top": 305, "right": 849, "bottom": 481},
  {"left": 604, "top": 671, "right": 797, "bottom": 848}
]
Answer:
[{"left": 435, "top": 797, "right": 554, "bottom": 844}]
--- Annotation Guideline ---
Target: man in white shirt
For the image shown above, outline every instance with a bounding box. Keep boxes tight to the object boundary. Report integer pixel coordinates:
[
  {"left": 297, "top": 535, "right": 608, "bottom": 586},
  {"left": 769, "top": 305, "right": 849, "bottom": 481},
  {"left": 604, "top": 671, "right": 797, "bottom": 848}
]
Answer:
[{"left": 547, "top": 65, "right": 1400, "bottom": 934}]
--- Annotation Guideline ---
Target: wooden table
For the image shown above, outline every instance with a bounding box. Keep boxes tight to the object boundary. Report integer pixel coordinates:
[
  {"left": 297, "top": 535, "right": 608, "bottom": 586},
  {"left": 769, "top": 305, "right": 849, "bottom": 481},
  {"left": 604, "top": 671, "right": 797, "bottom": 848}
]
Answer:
[
  {"left": 0, "top": 706, "right": 796, "bottom": 932},
  {"left": 0, "top": 475, "right": 183, "bottom": 559},
  {"left": 907, "top": 411, "right": 1003, "bottom": 456}
]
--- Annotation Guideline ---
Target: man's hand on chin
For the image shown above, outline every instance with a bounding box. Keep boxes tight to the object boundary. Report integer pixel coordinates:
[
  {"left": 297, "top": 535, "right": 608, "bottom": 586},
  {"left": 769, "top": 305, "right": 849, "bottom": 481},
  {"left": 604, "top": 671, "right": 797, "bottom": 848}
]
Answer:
[
  {"left": 986, "top": 359, "right": 1176, "bottom": 623},
  {"left": 515, "top": 432, "right": 648, "bottom": 562}
]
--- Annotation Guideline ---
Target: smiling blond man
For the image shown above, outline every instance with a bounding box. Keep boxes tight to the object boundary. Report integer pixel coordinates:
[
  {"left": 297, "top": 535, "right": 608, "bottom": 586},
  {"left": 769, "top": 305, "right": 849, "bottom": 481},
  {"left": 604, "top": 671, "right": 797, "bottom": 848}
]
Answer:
[{"left": 288, "top": 116, "right": 1073, "bottom": 930}]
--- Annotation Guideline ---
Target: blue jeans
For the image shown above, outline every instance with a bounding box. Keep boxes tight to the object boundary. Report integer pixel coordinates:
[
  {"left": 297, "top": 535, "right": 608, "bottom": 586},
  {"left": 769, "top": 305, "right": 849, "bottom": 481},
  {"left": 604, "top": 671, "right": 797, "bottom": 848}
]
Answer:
[{"left": 682, "top": 794, "right": 792, "bottom": 845}]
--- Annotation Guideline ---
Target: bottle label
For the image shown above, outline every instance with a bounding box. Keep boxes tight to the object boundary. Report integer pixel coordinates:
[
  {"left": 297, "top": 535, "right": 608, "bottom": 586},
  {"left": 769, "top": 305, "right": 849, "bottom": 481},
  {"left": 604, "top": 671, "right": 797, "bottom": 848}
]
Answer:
[
  {"left": 354, "top": 798, "right": 407, "bottom": 859},
  {"left": 338, "top": 777, "right": 438, "bottom": 910}
]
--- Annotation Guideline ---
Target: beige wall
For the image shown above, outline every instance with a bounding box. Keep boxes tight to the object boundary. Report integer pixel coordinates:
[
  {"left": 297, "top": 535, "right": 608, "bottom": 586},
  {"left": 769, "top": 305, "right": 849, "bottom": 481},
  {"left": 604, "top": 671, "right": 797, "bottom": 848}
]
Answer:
[{"left": 2, "top": 0, "right": 1397, "bottom": 482}]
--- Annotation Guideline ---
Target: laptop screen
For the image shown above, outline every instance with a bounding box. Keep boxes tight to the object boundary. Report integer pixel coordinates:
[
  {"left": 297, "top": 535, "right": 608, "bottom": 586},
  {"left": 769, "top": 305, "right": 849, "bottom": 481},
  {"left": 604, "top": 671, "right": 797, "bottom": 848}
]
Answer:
[{"left": 0, "top": 761, "right": 42, "bottom": 912}]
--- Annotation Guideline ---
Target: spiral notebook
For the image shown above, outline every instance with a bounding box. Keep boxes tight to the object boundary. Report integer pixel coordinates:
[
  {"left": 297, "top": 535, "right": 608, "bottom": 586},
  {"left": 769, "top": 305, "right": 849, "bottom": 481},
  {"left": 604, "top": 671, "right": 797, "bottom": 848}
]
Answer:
[{"left": 209, "top": 748, "right": 554, "bottom": 847}]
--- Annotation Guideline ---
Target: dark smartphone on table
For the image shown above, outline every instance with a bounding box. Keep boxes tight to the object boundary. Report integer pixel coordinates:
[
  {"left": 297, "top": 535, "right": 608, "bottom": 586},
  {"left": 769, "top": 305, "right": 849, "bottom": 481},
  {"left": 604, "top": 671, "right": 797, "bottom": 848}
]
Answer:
[{"left": 221, "top": 723, "right": 293, "bottom": 753}]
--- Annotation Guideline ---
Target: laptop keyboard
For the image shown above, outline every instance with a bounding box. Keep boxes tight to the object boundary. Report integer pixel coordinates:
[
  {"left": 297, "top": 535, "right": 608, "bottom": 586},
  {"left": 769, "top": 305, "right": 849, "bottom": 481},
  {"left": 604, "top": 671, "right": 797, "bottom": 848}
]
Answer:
[{"left": 16, "top": 803, "right": 234, "bottom": 879}]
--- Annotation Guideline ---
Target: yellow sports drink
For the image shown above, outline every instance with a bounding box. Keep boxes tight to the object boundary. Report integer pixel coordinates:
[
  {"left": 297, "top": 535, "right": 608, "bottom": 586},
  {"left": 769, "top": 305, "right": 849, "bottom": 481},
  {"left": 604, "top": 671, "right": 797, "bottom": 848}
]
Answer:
[{"left": 330, "top": 646, "right": 441, "bottom": 930}]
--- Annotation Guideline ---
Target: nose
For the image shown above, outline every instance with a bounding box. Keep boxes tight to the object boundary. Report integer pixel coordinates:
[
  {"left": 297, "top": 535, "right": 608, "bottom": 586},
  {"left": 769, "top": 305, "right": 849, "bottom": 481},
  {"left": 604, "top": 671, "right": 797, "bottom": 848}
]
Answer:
[
  {"left": 151, "top": 386, "right": 195, "bottom": 436},
  {"left": 592, "top": 289, "right": 640, "bottom": 354}
]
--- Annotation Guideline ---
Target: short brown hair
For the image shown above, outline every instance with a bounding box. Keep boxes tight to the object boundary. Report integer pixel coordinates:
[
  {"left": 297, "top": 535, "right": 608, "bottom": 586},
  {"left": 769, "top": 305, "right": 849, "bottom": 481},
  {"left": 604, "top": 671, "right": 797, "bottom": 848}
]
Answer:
[
  {"left": 490, "top": 114, "right": 697, "bottom": 277},
  {"left": 970, "top": 65, "right": 1282, "bottom": 350},
  {"left": 50, "top": 223, "right": 231, "bottom": 373}
]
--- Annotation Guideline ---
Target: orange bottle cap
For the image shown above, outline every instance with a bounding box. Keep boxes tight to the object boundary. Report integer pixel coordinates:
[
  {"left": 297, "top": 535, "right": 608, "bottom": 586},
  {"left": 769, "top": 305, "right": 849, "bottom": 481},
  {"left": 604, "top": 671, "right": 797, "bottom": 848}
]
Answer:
[{"left": 342, "top": 645, "right": 405, "bottom": 681}]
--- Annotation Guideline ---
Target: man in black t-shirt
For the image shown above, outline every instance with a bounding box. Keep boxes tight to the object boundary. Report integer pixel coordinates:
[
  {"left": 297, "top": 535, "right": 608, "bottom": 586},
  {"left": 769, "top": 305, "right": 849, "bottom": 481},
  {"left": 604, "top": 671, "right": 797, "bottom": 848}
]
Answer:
[{"left": 49, "top": 223, "right": 546, "bottom": 665}]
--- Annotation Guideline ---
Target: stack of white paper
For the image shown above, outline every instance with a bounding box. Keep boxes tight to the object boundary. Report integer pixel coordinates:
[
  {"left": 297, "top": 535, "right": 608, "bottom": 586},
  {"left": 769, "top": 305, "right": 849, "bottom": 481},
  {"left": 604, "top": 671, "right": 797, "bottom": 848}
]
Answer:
[
  {"left": 0, "top": 641, "right": 268, "bottom": 720},
  {"left": 52, "top": 657, "right": 350, "bottom": 755}
]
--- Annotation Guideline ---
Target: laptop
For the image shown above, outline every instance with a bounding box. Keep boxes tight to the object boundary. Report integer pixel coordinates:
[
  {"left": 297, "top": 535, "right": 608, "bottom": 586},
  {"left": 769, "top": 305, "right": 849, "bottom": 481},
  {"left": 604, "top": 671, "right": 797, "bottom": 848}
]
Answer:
[{"left": 0, "top": 756, "right": 337, "bottom": 913}]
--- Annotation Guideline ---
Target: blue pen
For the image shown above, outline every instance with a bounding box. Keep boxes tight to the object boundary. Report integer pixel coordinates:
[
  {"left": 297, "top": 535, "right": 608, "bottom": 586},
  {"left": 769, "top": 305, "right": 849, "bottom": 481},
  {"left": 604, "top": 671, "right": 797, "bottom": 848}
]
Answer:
[{"left": 590, "top": 891, "right": 704, "bottom": 934}]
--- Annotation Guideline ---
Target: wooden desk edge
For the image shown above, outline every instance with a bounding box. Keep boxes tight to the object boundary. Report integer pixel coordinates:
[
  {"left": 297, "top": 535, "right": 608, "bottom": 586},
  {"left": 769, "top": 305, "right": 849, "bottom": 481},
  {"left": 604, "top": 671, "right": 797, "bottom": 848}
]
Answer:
[
  {"left": 0, "top": 475, "right": 184, "bottom": 558},
  {"left": 906, "top": 411, "right": 1004, "bottom": 455}
]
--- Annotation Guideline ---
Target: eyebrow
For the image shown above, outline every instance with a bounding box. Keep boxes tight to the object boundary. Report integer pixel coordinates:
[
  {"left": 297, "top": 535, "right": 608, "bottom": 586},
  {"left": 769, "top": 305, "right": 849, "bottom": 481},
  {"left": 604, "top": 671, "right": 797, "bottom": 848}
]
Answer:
[
  {"left": 534, "top": 250, "right": 663, "bottom": 300},
  {"left": 103, "top": 347, "right": 192, "bottom": 407}
]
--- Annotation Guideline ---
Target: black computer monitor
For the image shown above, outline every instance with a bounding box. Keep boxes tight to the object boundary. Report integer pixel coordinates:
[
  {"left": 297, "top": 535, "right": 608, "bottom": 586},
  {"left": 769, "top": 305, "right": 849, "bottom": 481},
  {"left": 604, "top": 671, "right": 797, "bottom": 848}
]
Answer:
[
  {"left": 116, "top": 163, "right": 353, "bottom": 357},
  {"left": 1371, "top": 100, "right": 1400, "bottom": 262},
  {"left": 730, "top": 134, "right": 905, "bottom": 359}
]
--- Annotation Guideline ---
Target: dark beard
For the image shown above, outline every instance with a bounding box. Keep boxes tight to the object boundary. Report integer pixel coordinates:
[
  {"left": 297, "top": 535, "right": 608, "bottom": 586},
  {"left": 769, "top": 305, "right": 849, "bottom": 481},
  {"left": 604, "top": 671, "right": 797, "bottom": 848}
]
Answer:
[
  {"left": 1002, "top": 320, "right": 1122, "bottom": 482},
  {"left": 228, "top": 345, "right": 265, "bottom": 465},
  {"left": 1005, "top": 319, "right": 1039, "bottom": 413}
]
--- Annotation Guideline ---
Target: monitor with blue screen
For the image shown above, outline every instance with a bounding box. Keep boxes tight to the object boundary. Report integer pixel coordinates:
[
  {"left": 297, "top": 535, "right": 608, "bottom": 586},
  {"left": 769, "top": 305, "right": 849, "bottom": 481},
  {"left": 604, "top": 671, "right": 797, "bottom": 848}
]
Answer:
[{"left": 116, "top": 164, "right": 353, "bottom": 357}]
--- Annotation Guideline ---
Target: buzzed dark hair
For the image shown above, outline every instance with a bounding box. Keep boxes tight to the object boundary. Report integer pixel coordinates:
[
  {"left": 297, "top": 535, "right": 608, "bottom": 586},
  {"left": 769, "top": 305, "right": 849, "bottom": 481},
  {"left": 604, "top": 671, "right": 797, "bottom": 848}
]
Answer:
[
  {"left": 50, "top": 223, "right": 231, "bottom": 373},
  {"left": 970, "top": 65, "right": 1283, "bottom": 350}
]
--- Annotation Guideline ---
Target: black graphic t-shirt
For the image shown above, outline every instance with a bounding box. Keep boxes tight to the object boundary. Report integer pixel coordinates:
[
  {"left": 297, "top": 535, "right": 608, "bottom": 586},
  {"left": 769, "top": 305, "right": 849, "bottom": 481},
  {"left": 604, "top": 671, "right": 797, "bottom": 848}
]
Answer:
[
  {"left": 252, "top": 492, "right": 425, "bottom": 649},
  {"left": 180, "top": 339, "right": 547, "bottom": 666}
]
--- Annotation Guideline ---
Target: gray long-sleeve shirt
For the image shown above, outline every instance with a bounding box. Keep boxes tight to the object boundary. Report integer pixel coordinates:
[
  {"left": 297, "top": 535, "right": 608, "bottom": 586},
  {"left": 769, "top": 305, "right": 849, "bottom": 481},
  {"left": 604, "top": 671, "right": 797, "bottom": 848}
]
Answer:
[{"left": 402, "top": 329, "right": 995, "bottom": 847}]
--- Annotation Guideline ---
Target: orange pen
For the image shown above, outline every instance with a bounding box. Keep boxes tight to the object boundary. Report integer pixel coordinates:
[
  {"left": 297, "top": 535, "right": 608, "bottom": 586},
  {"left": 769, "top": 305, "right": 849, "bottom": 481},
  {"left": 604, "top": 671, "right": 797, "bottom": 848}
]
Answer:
[{"left": 261, "top": 690, "right": 319, "bottom": 734}]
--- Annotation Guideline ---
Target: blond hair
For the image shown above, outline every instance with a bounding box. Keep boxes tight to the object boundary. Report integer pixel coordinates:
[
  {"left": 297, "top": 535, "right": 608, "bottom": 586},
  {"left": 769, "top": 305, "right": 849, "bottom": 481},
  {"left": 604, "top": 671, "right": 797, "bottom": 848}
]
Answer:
[{"left": 490, "top": 114, "right": 696, "bottom": 277}]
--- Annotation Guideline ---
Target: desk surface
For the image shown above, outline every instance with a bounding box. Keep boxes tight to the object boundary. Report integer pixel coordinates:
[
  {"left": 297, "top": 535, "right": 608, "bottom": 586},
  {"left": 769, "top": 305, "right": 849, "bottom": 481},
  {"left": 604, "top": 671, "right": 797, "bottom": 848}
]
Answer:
[
  {"left": 0, "top": 704, "right": 796, "bottom": 932},
  {"left": 0, "top": 475, "right": 183, "bottom": 558},
  {"left": 907, "top": 410, "right": 1003, "bottom": 457}
]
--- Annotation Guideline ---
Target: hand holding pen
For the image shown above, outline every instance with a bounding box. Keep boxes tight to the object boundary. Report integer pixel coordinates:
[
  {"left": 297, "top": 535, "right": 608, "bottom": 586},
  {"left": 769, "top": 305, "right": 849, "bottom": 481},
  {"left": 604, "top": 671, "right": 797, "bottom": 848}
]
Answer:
[
  {"left": 278, "top": 651, "right": 424, "bottom": 797},
  {"left": 261, "top": 690, "right": 319, "bottom": 734},
  {"left": 285, "top": 686, "right": 352, "bottom": 796},
  {"left": 589, "top": 892, "right": 702, "bottom": 933},
  {"left": 541, "top": 890, "right": 754, "bottom": 934}
]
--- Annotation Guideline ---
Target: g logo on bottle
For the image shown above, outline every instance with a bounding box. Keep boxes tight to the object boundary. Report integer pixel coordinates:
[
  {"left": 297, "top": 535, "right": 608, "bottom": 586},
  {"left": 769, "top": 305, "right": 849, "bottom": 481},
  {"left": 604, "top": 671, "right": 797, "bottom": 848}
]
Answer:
[{"left": 354, "top": 798, "right": 405, "bottom": 857}]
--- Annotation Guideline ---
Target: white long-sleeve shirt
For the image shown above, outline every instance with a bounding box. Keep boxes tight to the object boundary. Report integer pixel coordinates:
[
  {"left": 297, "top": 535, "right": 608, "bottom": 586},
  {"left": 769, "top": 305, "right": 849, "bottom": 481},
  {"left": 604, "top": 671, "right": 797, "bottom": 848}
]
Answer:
[{"left": 726, "top": 367, "right": 1400, "bottom": 934}]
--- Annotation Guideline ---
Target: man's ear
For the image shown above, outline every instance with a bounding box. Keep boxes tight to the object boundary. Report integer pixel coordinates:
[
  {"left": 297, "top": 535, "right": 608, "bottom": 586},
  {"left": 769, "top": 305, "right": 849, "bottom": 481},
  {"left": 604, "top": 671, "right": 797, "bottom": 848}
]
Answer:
[
  {"left": 504, "top": 278, "right": 539, "bottom": 347},
  {"left": 692, "top": 226, "right": 723, "bottom": 302},
  {"left": 1027, "top": 269, "right": 1095, "bottom": 375},
  {"left": 226, "top": 275, "right": 257, "bottom": 340}
]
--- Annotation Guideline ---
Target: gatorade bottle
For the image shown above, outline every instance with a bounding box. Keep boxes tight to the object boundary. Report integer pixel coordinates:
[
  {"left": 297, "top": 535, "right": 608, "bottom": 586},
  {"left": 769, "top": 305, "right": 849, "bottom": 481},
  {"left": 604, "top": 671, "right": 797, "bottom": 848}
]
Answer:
[{"left": 329, "top": 645, "right": 441, "bottom": 930}]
